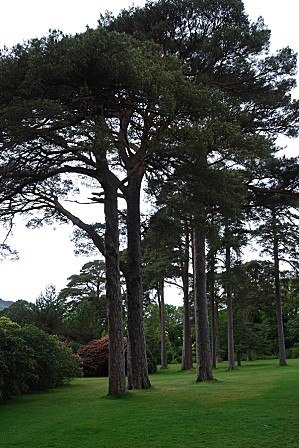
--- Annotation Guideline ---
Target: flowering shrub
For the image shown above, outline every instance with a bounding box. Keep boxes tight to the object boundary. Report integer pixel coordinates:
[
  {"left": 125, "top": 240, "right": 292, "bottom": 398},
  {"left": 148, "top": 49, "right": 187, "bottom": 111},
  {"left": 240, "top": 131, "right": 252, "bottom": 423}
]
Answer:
[
  {"left": 0, "top": 320, "right": 81, "bottom": 403},
  {"left": 78, "top": 335, "right": 157, "bottom": 376},
  {"left": 78, "top": 335, "right": 111, "bottom": 377}
]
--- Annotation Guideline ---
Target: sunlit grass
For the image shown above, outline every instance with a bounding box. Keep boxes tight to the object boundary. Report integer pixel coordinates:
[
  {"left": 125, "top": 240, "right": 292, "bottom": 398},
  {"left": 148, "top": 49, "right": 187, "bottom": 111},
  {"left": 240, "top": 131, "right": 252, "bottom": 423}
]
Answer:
[{"left": 1, "top": 359, "right": 299, "bottom": 448}]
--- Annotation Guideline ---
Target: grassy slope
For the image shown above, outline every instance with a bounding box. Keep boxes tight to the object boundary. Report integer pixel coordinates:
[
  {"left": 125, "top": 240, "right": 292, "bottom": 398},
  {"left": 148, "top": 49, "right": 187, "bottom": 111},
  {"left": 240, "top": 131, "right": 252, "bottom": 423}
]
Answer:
[{"left": 1, "top": 359, "right": 299, "bottom": 448}]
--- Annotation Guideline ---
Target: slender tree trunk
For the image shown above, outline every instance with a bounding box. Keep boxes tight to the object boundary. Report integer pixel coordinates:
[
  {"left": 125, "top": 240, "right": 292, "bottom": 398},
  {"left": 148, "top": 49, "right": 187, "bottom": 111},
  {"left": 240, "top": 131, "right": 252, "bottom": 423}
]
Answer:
[
  {"left": 214, "top": 298, "right": 222, "bottom": 363},
  {"left": 208, "top": 252, "right": 217, "bottom": 369},
  {"left": 226, "top": 243, "right": 236, "bottom": 371},
  {"left": 104, "top": 183, "right": 126, "bottom": 396},
  {"left": 237, "top": 351, "right": 242, "bottom": 367},
  {"left": 272, "top": 211, "right": 287, "bottom": 366},
  {"left": 157, "top": 280, "right": 168, "bottom": 369},
  {"left": 181, "top": 222, "right": 193, "bottom": 370},
  {"left": 193, "top": 216, "right": 213, "bottom": 382},
  {"left": 126, "top": 174, "right": 151, "bottom": 389}
]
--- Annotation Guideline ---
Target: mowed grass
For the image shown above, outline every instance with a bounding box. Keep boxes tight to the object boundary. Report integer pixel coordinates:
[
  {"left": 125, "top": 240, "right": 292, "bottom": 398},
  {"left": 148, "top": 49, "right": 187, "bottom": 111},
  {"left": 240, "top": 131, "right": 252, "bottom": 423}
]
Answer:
[{"left": 1, "top": 359, "right": 299, "bottom": 448}]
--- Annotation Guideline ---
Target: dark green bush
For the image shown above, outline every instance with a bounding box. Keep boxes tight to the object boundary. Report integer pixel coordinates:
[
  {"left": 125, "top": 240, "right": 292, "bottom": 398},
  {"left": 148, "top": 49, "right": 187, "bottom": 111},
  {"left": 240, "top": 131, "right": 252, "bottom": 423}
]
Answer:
[
  {"left": 17, "top": 325, "right": 81, "bottom": 391},
  {"left": 0, "top": 329, "right": 32, "bottom": 401},
  {"left": 0, "top": 320, "right": 81, "bottom": 403},
  {"left": 286, "top": 345, "right": 299, "bottom": 359},
  {"left": 147, "top": 348, "right": 157, "bottom": 374}
]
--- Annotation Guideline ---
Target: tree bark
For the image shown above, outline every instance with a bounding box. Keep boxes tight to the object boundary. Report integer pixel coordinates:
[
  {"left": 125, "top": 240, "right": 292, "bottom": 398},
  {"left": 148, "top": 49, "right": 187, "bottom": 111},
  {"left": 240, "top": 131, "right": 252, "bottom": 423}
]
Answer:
[
  {"left": 157, "top": 280, "right": 168, "bottom": 369},
  {"left": 53, "top": 182, "right": 126, "bottom": 396},
  {"left": 272, "top": 211, "right": 287, "bottom": 366},
  {"left": 226, "top": 243, "right": 236, "bottom": 371},
  {"left": 125, "top": 174, "right": 151, "bottom": 389},
  {"left": 208, "top": 252, "right": 217, "bottom": 369},
  {"left": 181, "top": 222, "right": 193, "bottom": 370},
  {"left": 193, "top": 216, "right": 213, "bottom": 382},
  {"left": 214, "top": 298, "right": 222, "bottom": 363},
  {"left": 104, "top": 183, "right": 126, "bottom": 396}
]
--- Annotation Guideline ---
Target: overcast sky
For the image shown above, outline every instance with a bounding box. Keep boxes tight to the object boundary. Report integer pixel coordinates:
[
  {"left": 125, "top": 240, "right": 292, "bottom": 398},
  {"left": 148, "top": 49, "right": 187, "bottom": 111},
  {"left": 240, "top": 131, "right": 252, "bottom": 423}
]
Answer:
[{"left": 0, "top": 1, "right": 298, "bottom": 304}]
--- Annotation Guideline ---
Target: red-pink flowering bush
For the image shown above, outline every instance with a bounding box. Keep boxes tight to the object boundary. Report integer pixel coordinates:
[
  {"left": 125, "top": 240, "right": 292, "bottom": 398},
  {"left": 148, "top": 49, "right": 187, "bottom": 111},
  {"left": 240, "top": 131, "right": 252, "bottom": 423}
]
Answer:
[{"left": 78, "top": 335, "right": 127, "bottom": 377}]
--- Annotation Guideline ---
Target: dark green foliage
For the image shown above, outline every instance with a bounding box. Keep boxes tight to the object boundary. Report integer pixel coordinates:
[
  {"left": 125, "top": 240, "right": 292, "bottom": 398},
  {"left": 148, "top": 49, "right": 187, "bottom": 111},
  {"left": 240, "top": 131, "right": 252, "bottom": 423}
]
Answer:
[
  {"left": 142, "top": 207, "right": 183, "bottom": 289},
  {"left": 0, "top": 320, "right": 32, "bottom": 402},
  {"left": 103, "top": 0, "right": 298, "bottom": 137},
  {"left": 16, "top": 325, "right": 80, "bottom": 391},
  {"left": 63, "top": 299, "right": 106, "bottom": 344},
  {"left": 285, "top": 345, "right": 299, "bottom": 359},
  {"left": 282, "top": 274, "right": 299, "bottom": 350},
  {"left": 59, "top": 260, "right": 106, "bottom": 304},
  {"left": 231, "top": 260, "right": 278, "bottom": 358},
  {"left": 146, "top": 349, "right": 158, "bottom": 374},
  {"left": 34, "top": 284, "right": 66, "bottom": 334},
  {"left": 144, "top": 303, "right": 184, "bottom": 364},
  {"left": 0, "top": 318, "right": 80, "bottom": 402},
  {"left": 59, "top": 260, "right": 108, "bottom": 343},
  {"left": 1, "top": 299, "right": 36, "bottom": 325},
  {"left": 217, "top": 261, "right": 299, "bottom": 362}
]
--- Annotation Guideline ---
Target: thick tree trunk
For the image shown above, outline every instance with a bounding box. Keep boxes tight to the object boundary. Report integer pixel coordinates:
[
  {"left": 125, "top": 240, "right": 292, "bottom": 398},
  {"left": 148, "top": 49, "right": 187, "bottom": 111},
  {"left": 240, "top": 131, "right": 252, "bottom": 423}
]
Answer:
[
  {"left": 126, "top": 174, "right": 151, "bottom": 389},
  {"left": 181, "top": 223, "right": 193, "bottom": 370},
  {"left": 193, "top": 218, "right": 213, "bottom": 382},
  {"left": 272, "top": 212, "right": 287, "bottom": 366},
  {"left": 104, "top": 184, "right": 126, "bottom": 396},
  {"left": 157, "top": 280, "right": 168, "bottom": 369},
  {"left": 226, "top": 244, "right": 236, "bottom": 371}
]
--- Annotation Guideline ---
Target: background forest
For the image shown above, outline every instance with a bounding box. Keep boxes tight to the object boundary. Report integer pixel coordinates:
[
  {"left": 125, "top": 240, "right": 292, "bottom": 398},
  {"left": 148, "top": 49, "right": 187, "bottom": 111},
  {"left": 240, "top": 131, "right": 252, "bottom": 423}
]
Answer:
[{"left": 1, "top": 0, "right": 299, "bottom": 397}]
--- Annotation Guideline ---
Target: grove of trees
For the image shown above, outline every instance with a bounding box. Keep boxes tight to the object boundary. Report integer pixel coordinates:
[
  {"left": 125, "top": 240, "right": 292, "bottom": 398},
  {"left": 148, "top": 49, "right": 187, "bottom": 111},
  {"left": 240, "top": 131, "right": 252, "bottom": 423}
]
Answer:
[{"left": 1, "top": 0, "right": 299, "bottom": 397}]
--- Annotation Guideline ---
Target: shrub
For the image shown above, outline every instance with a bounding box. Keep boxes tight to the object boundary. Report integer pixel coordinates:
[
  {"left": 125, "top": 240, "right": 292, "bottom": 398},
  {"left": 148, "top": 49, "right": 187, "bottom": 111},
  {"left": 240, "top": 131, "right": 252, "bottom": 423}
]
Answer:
[
  {"left": 78, "top": 335, "right": 111, "bottom": 377},
  {"left": 0, "top": 316, "right": 20, "bottom": 330},
  {"left": 0, "top": 322, "right": 81, "bottom": 403},
  {"left": 0, "top": 329, "right": 32, "bottom": 402},
  {"left": 79, "top": 335, "right": 157, "bottom": 376},
  {"left": 147, "top": 349, "right": 157, "bottom": 374},
  {"left": 17, "top": 325, "right": 81, "bottom": 391},
  {"left": 286, "top": 345, "right": 299, "bottom": 359}
]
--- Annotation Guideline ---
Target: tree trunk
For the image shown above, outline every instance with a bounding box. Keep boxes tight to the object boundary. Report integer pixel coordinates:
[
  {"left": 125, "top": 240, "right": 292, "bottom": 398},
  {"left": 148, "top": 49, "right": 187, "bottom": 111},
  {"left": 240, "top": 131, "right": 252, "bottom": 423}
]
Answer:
[
  {"left": 126, "top": 174, "right": 151, "bottom": 389},
  {"left": 157, "top": 280, "right": 168, "bottom": 369},
  {"left": 226, "top": 244, "right": 236, "bottom": 371},
  {"left": 181, "top": 222, "right": 193, "bottom": 370},
  {"left": 272, "top": 211, "right": 287, "bottom": 366},
  {"left": 237, "top": 351, "right": 242, "bottom": 367},
  {"left": 214, "top": 298, "right": 222, "bottom": 363},
  {"left": 208, "top": 252, "right": 217, "bottom": 369},
  {"left": 193, "top": 217, "right": 213, "bottom": 382},
  {"left": 104, "top": 183, "right": 126, "bottom": 396}
]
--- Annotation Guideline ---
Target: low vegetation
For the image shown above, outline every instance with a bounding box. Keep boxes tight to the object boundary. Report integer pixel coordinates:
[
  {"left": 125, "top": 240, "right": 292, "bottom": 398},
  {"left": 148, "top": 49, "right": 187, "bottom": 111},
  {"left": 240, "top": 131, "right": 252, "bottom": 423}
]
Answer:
[
  {"left": 0, "top": 317, "right": 81, "bottom": 402},
  {"left": 1, "top": 360, "right": 298, "bottom": 448}
]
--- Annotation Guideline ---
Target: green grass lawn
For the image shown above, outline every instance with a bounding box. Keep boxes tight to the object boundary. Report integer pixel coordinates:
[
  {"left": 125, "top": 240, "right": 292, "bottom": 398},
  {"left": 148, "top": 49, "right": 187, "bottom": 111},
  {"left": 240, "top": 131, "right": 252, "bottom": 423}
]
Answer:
[{"left": 1, "top": 359, "right": 299, "bottom": 448}]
